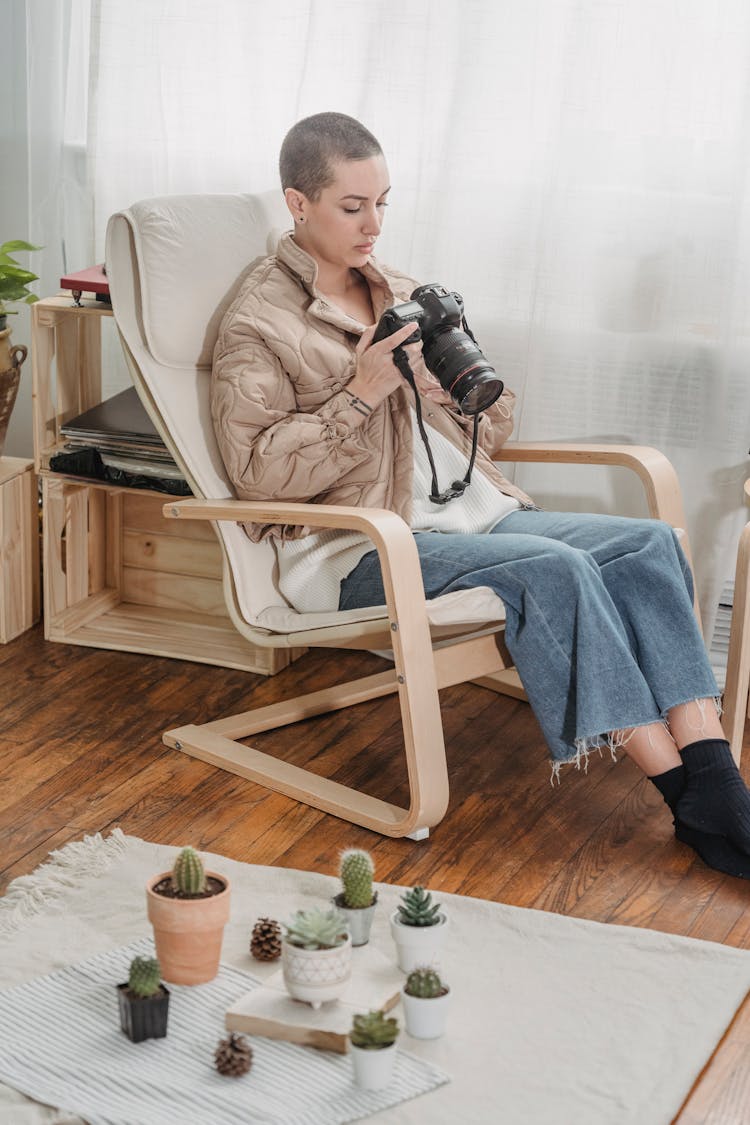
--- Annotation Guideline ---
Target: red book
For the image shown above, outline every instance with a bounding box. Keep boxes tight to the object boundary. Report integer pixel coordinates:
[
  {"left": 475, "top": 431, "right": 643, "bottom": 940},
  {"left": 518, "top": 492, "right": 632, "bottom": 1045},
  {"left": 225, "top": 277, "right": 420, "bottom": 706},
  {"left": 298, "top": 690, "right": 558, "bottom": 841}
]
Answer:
[{"left": 60, "top": 264, "right": 110, "bottom": 303}]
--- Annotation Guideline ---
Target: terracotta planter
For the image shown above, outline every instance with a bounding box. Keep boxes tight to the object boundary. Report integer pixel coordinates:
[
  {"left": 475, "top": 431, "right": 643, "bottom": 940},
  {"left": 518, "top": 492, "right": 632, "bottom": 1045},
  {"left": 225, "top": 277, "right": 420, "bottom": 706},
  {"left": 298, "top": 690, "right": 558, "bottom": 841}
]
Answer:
[
  {"left": 146, "top": 871, "right": 230, "bottom": 985},
  {"left": 0, "top": 326, "right": 26, "bottom": 458},
  {"left": 390, "top": 911, "right": 448, "bottom": 973},
  {"left": 350, "top": 1041, "right": 398, "bottom": 1090},
  {"left": 281, "top": 932, "right": 352, "bottom": 1008}
]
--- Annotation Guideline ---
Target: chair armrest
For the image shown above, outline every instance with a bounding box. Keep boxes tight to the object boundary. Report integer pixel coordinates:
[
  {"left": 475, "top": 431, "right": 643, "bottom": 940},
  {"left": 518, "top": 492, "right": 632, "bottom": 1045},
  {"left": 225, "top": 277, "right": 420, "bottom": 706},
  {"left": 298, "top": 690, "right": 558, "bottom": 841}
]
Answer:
[
  {"left": 494, "top": 442, "right": 687, "bottom": 529},
  {"left": 163, "top": 497, "right": 428, "bottom": 637},
  {"left": 163, "top": 497, "right": 410, "bottom": 545}
]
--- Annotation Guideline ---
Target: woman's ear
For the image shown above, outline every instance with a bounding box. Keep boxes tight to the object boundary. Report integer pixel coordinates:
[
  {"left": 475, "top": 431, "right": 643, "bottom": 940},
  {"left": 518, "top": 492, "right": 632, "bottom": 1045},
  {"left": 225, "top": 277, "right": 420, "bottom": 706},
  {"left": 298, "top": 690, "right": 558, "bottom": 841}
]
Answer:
[{"left": 284, "top": 188, "right": 306, "bottom": 223}]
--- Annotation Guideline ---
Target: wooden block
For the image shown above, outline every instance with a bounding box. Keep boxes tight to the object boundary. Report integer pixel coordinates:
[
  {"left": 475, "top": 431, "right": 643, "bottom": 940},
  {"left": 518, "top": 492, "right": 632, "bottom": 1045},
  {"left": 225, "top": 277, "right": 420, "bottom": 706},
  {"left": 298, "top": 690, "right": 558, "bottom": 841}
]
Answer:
[
  {"left": 225, "top": 945, "right": 403, "bottom": 1054},
  {"left": 0, "top": 459, "right": 40, "bottom": 643}
]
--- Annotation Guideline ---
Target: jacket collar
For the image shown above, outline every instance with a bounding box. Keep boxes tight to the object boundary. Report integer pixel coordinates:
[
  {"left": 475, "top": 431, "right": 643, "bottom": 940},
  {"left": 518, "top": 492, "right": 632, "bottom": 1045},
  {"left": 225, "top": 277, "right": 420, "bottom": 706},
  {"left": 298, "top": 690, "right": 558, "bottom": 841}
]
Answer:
[{"left": 275, "top": 231, "right": 397, "bottom": 331}]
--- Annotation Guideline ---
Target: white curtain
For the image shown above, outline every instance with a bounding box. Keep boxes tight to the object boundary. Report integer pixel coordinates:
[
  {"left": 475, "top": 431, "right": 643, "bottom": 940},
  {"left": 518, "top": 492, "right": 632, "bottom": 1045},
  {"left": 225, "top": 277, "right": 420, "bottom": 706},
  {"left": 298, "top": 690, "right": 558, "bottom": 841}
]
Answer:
[{"left": 28, "top": 0, "right": 750, "bottom": 640}]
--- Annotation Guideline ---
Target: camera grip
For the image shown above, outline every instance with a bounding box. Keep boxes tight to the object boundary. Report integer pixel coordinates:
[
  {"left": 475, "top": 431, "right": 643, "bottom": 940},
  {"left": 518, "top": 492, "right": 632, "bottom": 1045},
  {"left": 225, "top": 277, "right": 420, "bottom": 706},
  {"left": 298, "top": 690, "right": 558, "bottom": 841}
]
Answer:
[{"left": 372, "top": 309, "right": 421, "bottom": 347}]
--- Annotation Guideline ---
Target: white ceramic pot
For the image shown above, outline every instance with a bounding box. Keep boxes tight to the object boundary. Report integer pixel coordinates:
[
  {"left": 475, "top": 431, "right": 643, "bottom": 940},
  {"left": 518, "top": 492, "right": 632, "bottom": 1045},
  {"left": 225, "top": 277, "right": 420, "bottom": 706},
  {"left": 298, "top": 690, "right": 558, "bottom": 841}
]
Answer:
[
  {"left": 350, "top": 1041, "right": 398, "bottom": 1090},
  {"left": 281, "top": 932, "right": 352, "bottom": 1009},
  {"left": 401, "top": 986, "right": 450, "bottom": 1039},
  {"left": 389, "top": 911, "right": 448, "bottom": 972}
]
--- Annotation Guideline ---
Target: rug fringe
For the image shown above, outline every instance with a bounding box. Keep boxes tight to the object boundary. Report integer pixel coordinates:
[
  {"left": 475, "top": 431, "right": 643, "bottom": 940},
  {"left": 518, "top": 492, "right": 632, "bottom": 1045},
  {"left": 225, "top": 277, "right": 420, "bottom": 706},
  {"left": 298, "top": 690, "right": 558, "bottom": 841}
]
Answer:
[{"left": 0, "top": 829, "right": 129, "bottom": 936}]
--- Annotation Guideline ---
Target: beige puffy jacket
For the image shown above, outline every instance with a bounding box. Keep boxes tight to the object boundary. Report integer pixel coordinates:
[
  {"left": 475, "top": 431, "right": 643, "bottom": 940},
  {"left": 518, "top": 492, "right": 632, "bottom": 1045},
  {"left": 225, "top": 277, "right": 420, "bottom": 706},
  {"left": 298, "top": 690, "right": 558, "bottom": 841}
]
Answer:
[{"left": 211, "top": 232, "right": 534, "bottom": 542}]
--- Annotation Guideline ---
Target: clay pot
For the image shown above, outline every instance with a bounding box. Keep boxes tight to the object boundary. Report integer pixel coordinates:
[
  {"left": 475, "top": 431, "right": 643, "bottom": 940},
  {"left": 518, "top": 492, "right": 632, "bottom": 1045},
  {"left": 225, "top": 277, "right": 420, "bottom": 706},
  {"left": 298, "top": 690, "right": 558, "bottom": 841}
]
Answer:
[
  {"left": 0, "top": 326, "right": 26, "bottom": 458},
  {"left": 146, "top": 871, "right": 230, "bottom": 985}
]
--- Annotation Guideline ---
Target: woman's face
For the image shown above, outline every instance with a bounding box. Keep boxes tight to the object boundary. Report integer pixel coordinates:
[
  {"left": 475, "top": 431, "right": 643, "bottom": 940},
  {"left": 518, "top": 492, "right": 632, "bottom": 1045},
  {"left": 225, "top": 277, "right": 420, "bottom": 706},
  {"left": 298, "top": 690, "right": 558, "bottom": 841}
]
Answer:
[{"left": 290, "top": 154, "right": 391, "bottom": 274}]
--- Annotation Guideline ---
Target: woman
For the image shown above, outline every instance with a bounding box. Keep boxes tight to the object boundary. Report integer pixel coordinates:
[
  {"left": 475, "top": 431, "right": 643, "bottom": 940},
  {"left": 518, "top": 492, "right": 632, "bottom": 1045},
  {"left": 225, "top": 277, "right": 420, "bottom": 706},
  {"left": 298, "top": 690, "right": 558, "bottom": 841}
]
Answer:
[{"left": 212, "top": 111, "right": 750, "bottom": 878}]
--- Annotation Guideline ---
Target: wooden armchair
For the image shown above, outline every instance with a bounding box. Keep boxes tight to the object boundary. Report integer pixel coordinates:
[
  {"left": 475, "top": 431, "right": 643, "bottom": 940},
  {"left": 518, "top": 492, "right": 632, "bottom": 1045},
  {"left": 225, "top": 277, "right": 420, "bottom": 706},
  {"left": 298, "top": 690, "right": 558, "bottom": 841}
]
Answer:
[
  {"left": 105, "top": 193, "right": 697, "bottom": 839},
  {"left": 722, "top": 479, "right": 750, "bottom": 765}
]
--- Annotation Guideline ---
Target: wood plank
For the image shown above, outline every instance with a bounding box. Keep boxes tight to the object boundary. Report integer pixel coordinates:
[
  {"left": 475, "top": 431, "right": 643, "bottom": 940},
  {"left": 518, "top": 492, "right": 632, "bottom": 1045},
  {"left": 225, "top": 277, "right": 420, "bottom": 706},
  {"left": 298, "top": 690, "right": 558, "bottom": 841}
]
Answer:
[
  {"left": 123, "top": 491, "right": 218, "bottom": 542},
  {"left": 122, "top": 528, "right": 222, "bottom": 579},
  {"left": 121, "top": 565, "right": 227, "bottom": 615}
]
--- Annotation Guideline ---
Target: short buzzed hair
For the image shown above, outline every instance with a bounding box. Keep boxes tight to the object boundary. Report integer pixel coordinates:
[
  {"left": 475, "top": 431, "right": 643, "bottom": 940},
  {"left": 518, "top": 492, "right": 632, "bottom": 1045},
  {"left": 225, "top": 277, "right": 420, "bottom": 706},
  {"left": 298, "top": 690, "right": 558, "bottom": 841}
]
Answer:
[{"left": 279, "top": 112, "right": 382, "bottom": 201}]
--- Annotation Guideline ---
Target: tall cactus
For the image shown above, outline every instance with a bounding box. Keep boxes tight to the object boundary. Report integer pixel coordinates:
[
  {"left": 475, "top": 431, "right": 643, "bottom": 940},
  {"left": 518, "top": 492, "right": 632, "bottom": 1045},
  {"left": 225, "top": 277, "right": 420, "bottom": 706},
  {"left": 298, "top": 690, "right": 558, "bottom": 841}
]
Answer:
[
  {"left": 340, "top": 849, "right": 374, "bottom": 908},
  {"left": 172, "top": 846, "right": 207, "bottom": 896},
  {"left": 128, "top": 955, "right": 162, "bottom": 998}
]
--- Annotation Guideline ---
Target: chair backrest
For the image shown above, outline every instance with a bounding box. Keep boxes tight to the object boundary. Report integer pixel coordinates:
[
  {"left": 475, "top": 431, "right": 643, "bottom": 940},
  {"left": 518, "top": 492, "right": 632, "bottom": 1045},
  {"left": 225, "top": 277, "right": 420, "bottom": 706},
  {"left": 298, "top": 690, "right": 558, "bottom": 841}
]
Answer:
[{"left": 106, "top": 193, "right": 506, "bottom": 639}]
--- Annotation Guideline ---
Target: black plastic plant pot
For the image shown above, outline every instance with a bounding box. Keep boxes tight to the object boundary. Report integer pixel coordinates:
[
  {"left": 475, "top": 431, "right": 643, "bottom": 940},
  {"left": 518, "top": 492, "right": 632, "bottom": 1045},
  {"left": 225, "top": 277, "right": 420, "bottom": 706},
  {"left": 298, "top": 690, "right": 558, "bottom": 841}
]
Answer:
[{"left": 117, "top": 983, "right": 170, "bottom": 1043}]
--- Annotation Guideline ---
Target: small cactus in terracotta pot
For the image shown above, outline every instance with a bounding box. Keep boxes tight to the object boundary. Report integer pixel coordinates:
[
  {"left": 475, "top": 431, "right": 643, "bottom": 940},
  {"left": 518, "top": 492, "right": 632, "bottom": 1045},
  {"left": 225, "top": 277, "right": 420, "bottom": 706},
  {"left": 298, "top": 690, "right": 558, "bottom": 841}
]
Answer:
[{"left": 146, "top": 846, "right": 230, "bottom": 985}]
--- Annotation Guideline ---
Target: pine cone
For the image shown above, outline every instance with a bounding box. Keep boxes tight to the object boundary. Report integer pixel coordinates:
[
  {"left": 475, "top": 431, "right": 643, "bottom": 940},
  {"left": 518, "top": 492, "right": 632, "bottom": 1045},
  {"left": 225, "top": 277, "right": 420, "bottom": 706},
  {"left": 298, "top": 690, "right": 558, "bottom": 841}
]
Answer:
[
  {"left": 250, "top": 916, "right": 282, "bottom": 961},
  {"left": 214, "top": 1033, "right": 253, "bottom": 1077}
]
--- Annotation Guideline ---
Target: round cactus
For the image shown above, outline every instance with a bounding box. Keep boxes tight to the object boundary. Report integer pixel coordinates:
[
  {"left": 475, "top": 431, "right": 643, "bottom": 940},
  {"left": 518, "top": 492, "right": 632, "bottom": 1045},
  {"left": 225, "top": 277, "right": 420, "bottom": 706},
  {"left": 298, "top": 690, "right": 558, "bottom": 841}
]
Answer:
[
  {"left": 350, "top": 1009, "right": 399, "bottom": 1049},
  {"left": 172, "top": 846, "right": 206, "bottom": 896},
  {"left": 404, "top": 967, "right": 444, "bottom": 998},
  {"left": 128, "top": 955, "right": 162, "bottom": 998},
  {"left": 340, "top": 849, "right": 374, "bottom": 909},
  {"left": 396, "top": 885, "right": 442, "bottom": 927}
]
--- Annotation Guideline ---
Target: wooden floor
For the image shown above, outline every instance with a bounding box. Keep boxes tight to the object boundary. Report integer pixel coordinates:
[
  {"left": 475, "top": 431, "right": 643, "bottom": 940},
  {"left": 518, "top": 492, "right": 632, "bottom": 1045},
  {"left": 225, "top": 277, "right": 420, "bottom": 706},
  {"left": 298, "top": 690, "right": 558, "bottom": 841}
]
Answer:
[{"left": 1, "top": 624, "right": 749, "bottom": 1122}]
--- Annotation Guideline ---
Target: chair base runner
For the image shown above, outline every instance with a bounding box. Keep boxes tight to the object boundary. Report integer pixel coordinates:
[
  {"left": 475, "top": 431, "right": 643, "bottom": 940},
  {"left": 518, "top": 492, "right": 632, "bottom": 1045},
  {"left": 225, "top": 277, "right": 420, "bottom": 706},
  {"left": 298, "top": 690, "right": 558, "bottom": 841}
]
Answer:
[{"left": 164, "top": 632, "right": 511, "bottom": 837}]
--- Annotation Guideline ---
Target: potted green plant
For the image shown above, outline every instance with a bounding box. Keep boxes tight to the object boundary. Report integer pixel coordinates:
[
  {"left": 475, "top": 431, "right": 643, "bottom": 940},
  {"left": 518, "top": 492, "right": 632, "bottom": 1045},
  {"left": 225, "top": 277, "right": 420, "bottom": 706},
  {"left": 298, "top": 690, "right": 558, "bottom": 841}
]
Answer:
[
  {"left": 281, "top": 906, "right": 352, "bottom": 1009},
  {"left": 0, "top": 240, "right": 40, "bottom": 456},
  {"left": 349, "top": 1008, "right": 400, "bottom": 1090},
  {"left": 331, "top": 848, "right": 377, "bottom": 947},
  {"left": 401, "top": 966, "right": 450, "bottom": 1039},
  {"left": 117, "top": 955, "right": 170, "bottom": 1043},
  {"left": 390, "top": 885, "right": 448, "bottom": 972},
  {"left": 0, "top": 240, "right": 40, "bottom": 331},
  {"left": 146, "top": 845, "right": 231, "bottom": 985}
]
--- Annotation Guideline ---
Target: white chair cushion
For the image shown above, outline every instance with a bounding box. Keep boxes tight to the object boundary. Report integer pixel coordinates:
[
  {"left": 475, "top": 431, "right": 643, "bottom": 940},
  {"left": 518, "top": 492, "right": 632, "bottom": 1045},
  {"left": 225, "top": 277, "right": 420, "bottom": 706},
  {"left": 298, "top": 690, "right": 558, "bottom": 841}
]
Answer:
[{"left": 125, "top": 192, "right": 290, "bottom": 369}]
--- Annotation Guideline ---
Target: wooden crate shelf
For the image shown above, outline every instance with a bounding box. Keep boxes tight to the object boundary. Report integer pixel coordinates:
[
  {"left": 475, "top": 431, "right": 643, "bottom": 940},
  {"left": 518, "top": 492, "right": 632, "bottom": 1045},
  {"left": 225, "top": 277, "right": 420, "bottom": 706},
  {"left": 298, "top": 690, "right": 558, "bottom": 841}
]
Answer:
[
  {"left": 0, "top": 457, "right": 40, "bottom": 643},
  {"left": 33, "top": 297, "right": 301, "bottom": 675}
]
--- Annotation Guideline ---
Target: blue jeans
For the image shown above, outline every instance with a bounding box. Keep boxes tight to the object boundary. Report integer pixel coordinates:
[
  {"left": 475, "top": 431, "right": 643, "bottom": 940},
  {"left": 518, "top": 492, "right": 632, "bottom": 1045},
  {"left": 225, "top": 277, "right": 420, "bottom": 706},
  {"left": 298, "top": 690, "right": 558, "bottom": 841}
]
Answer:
[{"left": 338, "top": 511, "right": 719, "bottom": 767}]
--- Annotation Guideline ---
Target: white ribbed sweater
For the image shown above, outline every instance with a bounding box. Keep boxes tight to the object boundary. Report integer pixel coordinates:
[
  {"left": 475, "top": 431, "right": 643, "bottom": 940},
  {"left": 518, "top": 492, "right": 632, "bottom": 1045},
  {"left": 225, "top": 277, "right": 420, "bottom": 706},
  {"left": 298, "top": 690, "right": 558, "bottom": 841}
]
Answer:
[{"left": 276, "top": 410, "right": 520, "bottom": 612}]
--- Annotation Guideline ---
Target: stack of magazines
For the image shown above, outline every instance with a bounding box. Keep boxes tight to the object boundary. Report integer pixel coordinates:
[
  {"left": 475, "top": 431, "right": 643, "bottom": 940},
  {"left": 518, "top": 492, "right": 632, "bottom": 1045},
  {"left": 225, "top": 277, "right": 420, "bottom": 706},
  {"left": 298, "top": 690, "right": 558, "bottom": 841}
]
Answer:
[
  {"left": 53, "top": 386, "right": 190, "bottom": 495},
  {"left": 60, "top": 387, "right": 183, "bottom": 480}
]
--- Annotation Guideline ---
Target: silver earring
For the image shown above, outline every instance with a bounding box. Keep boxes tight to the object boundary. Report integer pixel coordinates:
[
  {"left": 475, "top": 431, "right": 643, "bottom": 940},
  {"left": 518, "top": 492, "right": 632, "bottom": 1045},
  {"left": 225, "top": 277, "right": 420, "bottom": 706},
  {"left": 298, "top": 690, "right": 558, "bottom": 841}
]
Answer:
[{"left": 297, "top": 215, "right": 304, "bottom": 223}]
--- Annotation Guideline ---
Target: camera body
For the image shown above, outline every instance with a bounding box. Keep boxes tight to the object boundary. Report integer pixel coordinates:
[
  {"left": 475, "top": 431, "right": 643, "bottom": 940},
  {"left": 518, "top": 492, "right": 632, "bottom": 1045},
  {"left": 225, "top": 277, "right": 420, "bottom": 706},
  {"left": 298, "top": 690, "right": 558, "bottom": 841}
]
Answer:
[{"left": 372, "top": 283, "right": 503, "bottom": 415}]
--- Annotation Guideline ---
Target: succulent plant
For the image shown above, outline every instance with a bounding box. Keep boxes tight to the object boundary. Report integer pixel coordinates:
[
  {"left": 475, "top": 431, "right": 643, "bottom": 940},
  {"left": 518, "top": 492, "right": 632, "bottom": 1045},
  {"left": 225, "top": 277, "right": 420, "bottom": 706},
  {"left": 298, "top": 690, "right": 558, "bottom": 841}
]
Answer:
[
  {"left": 284, "top": 906, "right": 349, "bottom": 950},
  {"left": 404, "top": 967, "right": 445, "bottom": 998},
  {"left": 350, "top": 1008, "right": 400, "bottom": 1049},
  {"left": 340, "top": 848, "right": 375, "bottom": 908},
  {"left": 396, "top": 885, "right": 442, "bottom": 927},
  {"left": 171, "top": 846, "right": 207, "bottom": 896},
  {"left": 127, "top": 955, "right": 162, "bottom": 998}
]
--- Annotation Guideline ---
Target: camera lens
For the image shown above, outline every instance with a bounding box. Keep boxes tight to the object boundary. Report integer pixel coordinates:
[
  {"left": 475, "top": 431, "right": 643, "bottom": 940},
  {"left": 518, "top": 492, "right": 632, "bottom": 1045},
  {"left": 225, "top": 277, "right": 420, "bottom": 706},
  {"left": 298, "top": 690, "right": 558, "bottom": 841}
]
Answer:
[{"left": 423, "top": 330, "right": 504, "bottom": 415}]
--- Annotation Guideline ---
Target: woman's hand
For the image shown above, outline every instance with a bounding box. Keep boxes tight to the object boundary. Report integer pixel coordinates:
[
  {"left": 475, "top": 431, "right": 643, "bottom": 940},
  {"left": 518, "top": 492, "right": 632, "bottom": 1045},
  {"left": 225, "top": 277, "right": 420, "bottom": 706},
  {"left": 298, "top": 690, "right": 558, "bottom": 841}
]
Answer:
[{"left": 345, "top": 321, "right": 423, "bottom": 410}]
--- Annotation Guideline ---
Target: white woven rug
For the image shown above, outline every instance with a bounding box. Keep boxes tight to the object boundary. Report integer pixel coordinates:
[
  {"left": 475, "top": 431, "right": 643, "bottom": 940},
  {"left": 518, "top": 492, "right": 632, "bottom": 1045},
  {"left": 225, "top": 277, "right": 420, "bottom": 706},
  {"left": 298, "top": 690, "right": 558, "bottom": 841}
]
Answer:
[{"left": 1, "top": 830, "right": 750, "bottom": 1125}]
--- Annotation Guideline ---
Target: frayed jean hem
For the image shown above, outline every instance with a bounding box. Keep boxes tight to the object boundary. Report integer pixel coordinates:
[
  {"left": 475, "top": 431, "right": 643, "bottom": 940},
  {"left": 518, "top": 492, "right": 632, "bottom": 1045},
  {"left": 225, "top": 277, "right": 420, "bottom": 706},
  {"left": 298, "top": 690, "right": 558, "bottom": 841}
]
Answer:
[{"left": 548, "top": 694, "right": 724, "bottom": 785}]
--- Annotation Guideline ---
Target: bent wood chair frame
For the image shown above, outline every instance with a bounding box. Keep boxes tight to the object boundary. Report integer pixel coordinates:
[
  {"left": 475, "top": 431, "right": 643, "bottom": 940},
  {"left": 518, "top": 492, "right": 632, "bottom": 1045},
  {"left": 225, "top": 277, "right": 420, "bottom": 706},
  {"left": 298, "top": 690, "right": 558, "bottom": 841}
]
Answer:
[
  {"left": 160, "top": 443, "right": 698, "bottom": 839},
  {"left": 722, "top": 479, "right": 750, "bottom": 766}
]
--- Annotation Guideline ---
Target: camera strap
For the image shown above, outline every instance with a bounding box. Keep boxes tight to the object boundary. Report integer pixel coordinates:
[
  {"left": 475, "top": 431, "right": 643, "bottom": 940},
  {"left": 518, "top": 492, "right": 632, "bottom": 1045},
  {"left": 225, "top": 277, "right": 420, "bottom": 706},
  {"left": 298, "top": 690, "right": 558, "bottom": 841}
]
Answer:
[{"left": 392, "top": 344, "right": 480, "bottom": 506}]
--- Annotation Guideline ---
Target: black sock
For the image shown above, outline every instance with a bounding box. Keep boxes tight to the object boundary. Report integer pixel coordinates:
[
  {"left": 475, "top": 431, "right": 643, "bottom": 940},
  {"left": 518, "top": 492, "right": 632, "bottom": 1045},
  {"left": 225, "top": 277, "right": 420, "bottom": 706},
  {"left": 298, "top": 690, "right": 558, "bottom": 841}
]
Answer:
[
  {"left": 675, "top": 738, "right": 750, "bottom": 857},
  {"left": 649, "top": 762, "right": 750, "bottom": 879}
]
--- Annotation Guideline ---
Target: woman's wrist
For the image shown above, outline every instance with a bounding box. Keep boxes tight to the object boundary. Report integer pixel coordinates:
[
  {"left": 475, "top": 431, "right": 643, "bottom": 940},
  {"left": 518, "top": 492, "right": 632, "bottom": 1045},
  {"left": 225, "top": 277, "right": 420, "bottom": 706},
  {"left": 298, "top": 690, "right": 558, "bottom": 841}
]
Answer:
[{"left": 342, "top": 387, "right": 373, "bottom": 418}]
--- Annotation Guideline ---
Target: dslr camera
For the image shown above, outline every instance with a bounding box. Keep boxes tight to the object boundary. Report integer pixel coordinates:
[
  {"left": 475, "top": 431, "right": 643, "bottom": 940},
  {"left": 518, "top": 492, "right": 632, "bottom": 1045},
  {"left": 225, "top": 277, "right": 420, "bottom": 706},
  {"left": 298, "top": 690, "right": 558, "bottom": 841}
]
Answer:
[{"left": 372, "top": 283, "right": 503, "bottom": 415}]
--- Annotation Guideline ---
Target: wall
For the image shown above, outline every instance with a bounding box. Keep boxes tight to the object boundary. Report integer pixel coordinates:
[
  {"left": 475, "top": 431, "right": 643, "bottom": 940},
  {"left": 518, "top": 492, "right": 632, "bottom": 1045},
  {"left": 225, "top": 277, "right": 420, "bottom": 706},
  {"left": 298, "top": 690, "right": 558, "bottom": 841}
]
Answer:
[{"left": 1, "top": 0, "right": 33, "bottom": 458}]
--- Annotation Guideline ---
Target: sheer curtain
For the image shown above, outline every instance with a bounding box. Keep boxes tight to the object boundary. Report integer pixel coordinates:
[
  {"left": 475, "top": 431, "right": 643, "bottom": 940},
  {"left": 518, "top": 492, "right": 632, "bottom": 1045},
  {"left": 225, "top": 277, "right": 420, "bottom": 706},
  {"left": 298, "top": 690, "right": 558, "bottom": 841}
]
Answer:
[{"left": 32, "top": 0, "right": 750, "bottom": 639}]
